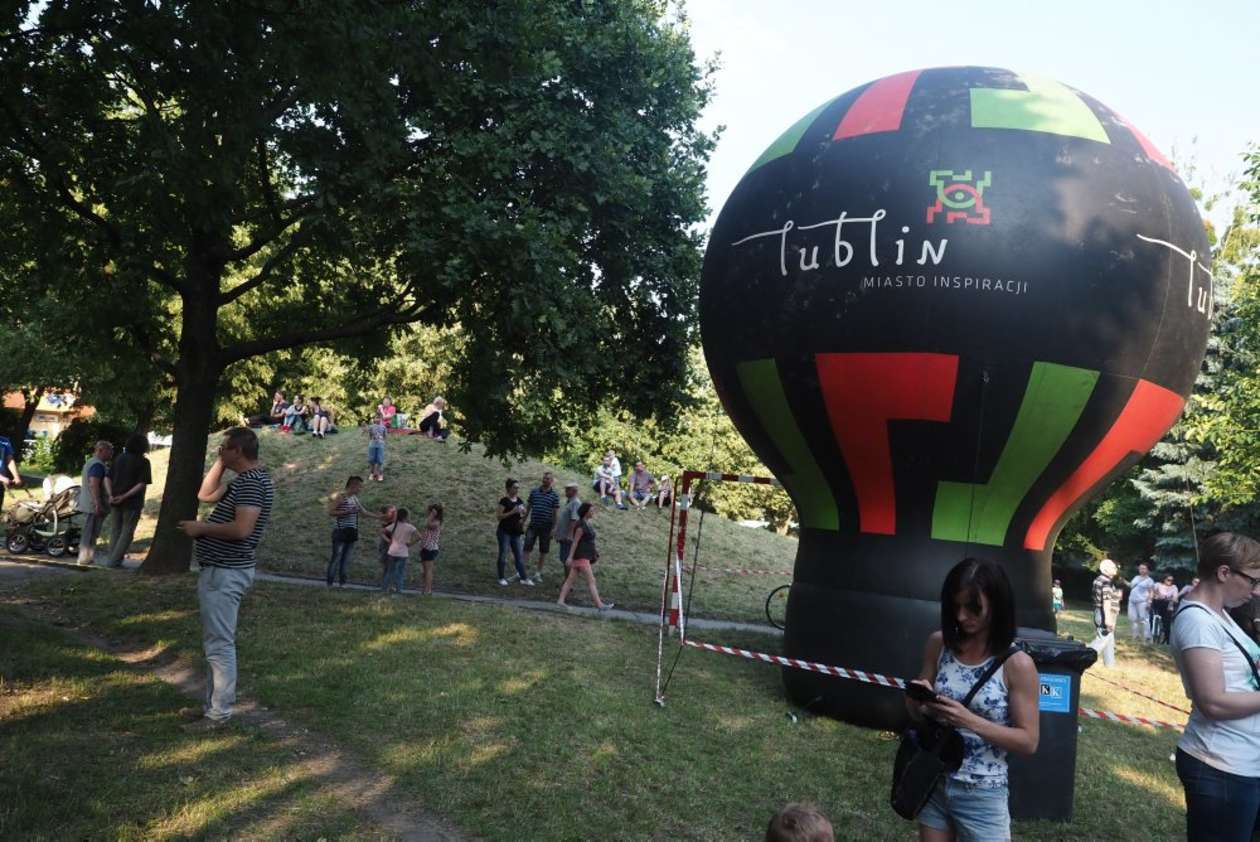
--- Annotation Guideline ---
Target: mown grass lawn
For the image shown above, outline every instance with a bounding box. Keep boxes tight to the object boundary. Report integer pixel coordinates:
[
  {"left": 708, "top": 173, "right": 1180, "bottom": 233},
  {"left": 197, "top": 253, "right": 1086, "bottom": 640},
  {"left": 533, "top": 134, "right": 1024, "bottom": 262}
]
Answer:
[
  {"left": 9, "top": 573, "right": 1190, "bottom": 840},
  {"left": 0, "top": 605, "right": 377, "bottom": 840}
]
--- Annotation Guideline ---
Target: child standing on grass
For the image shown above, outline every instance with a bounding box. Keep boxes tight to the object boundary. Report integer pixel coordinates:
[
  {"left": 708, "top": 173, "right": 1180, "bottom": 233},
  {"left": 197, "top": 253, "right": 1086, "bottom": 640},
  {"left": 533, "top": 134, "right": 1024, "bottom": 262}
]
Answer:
[
  {"left": 366, "top": 414, "right": 388, "bottom": 481},
  {"left": 377, "top": 505, "right": 397, "bottom": 582},
  {"left": 1052, "top": 578, "right": 1065, "bottom": 614},
  {"left": 382, "top": 507, "right": 419, "bottom": 593},
  {"left": 419, "top": 503, "right": 443, "bottom": 595}
]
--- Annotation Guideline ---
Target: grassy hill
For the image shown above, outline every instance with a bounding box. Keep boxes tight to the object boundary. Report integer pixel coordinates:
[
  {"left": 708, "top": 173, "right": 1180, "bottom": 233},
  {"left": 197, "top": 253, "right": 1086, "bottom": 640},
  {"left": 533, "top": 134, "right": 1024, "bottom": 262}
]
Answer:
[{"left": 122, "top": 427, "right": 796, "bottom": 621}]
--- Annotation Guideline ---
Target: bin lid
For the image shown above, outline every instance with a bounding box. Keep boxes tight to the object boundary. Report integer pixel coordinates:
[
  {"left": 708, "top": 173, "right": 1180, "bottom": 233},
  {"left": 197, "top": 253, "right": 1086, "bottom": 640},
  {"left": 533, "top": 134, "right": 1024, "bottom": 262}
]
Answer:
[{"left": 1015, "top": 627, "right": 1098, "bottom": 672}]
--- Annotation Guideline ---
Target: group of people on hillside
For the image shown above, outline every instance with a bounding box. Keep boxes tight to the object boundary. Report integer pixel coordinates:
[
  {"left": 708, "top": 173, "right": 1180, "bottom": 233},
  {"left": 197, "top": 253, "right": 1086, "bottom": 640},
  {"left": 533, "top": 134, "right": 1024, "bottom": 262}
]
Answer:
[
  {"left": 258, "top": 391, "right": 336, "bottom": 437},
  {"left": 323, "top": 474, "right": 444, "bottom": 595},
  {"left": 591, "top": 449, "right": 673, "bottom": 511},
  {"left": 70, "top": 434, "right": 154, "bottom": 567},
  {"left": 249, "top": 391, "right": 451, "bottom": 448},
  {"left": 494, "top": 472, "right": 613, "bottom": 609}
]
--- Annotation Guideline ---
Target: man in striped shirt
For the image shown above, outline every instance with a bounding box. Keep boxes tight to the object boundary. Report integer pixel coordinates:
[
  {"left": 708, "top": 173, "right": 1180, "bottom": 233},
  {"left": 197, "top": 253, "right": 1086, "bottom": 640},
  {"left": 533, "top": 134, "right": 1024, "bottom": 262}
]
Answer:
[
  {"left": 177, "top": 427, "right": 274, "bottom": 728},
  {"left": 523, "top": 471, "right": 560, "bottom": 582}
]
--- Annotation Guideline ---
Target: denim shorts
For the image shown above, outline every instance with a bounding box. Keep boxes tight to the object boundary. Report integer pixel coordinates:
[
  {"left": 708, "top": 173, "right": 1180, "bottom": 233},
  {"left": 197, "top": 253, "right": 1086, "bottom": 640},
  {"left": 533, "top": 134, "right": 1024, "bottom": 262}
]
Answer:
[
  {"left": 917, "top": 777, "right": 1010, "bottom": 841},
  {"left": 367, "top": 441, "right": 385, "bottom": 464}
]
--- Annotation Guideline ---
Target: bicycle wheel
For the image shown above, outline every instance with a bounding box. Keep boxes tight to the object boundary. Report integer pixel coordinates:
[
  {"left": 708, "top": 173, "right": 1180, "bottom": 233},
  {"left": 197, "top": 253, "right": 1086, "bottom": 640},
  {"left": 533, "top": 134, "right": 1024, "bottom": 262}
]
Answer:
[{"left": 765, "top": 584, "right": 790, "bottom": 629}]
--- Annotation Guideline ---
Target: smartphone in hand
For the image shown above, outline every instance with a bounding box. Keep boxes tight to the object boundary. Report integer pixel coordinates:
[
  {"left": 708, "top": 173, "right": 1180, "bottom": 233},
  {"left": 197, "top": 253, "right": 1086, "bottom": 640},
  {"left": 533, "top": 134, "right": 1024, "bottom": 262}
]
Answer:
[{"left": 905, "top": 682, "right": 939, "bottom": 704}]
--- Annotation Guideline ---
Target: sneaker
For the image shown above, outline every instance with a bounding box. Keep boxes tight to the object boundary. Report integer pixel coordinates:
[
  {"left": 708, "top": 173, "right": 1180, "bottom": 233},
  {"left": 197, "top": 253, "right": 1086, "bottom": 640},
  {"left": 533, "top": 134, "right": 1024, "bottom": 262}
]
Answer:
[
  {"left": 616, "top": 504, "right": 628, "bottom": 510},
  {"left": 599, "top": 602, "right": 615, "bottom": 611},
  {"left": 533, "top": 571, "right": 543, "bottom": 582},
  {"left": 498, "top": 578, "right": 510, "bottom": 586},
  {"left": 182, "top": 715, "right": 231, "bottom": 733},
  {"left": 520, "top": 578, "right": 536, "bottom": 587}
]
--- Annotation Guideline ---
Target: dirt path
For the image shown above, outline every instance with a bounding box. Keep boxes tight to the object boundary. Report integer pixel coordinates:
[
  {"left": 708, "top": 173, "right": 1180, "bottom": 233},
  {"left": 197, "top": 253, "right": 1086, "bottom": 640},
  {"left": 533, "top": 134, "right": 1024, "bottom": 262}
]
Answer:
[{"left": 1, "top": 564, "right": 469, "bottom": 842}]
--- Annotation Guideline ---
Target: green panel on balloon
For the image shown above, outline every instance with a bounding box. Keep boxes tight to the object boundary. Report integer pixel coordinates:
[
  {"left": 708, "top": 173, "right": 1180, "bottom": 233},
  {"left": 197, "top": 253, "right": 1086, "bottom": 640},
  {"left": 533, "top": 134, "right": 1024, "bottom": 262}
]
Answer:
[
  {"left": 970, "top": 74, "right": 1110, "bottom": 143},
  {"left": 735, "top": 359, "right": 839, "bottom": 530},
  {"left": 746, "top": 96, "right": 838, "bottom": 175},
  {"left": 933, "top": 361, "right": 1100, "bottom": 545}
]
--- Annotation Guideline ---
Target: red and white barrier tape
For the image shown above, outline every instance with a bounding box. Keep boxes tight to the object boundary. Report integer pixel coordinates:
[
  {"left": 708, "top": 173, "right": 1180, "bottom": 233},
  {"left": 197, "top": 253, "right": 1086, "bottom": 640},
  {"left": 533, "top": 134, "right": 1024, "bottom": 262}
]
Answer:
[
  {"left": 683, "top": 565, "right": 791, "bottom": 578},
  {"left": 1084, "top": 671, "right": 1192, "bottom": 716},
  {"left": 684, "top": 638, "right": 1187, "bottom": 731},
  {"left": 1077, "top": 707, "right": 1184, "bottom": 732},
  {"left": 683, "top": 640, "right": 906, "bottom": 689}
]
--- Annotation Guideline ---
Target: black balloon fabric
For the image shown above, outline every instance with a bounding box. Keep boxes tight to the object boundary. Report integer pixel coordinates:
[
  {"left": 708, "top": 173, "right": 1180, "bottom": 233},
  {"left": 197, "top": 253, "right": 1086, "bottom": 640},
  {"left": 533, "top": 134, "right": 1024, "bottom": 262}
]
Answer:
[{"left": 699, "top": 67, "right": 1210, "bottom": 728}]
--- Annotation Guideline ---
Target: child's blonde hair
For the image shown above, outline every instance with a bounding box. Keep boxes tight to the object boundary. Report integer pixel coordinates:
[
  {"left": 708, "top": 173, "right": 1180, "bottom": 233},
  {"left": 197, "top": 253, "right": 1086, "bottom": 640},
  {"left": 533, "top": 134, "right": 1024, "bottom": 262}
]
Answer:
[{"left": 765, "top": 803, "right": 833, "bottom": 842}]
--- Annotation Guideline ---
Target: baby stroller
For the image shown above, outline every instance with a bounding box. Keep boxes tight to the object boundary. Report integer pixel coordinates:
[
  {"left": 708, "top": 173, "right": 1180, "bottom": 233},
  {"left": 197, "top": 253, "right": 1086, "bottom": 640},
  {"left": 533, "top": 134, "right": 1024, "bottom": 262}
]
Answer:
[{"left": 3, "top": 474, "right": 82, "bottom": 557}]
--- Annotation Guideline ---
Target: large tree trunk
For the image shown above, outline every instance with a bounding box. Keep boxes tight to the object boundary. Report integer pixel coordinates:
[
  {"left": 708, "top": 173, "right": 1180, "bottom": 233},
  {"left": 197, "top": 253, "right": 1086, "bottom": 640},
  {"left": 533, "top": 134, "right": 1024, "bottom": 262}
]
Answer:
[
  {"left": 132, "top": 399, "right": 156, "bottom": 434},
  {"left": 142, "top": 264, "right": 222, "bottom": 575},
  {"left": 14, "top": 386, "right": 44, "bottom": 464}
]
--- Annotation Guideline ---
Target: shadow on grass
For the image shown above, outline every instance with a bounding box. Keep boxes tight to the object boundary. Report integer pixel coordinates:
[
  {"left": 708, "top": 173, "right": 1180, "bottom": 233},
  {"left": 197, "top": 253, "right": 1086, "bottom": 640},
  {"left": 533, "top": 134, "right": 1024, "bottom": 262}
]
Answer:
[
  {"left": 0, "top": 611, "right": 392, "bottom": 840},
  {"left": 15, "top": 572, "right": 1198, "bottom": 841}
]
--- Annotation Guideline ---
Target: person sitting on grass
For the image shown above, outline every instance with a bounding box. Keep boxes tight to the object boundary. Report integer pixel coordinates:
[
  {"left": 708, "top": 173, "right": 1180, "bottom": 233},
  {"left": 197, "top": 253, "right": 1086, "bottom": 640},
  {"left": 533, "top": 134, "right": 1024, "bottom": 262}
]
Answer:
[
  {"left": 765, "top": 803, "right": 834, "bottom": 842},
  {"left": 381, "top": 507, "right": 419, "bottom": 594},
  {"left": 418, "top": 396, "right": 450, "bottom": 441},
  {"left": 377, "top": 396, "right": 398, "bottom": 427},
  {"left": 366, "top": 414, "right": 388, "bottom": 481},
  {"left": 282, "top": 394, "right": 309, "bottom": 433},
  {"left": 592, "top": 455, "right": 626, "bottom": 509},
  {"left": 418, "top": 503, "right": 443, "bottom": 595},
  {"left": 268, "top": 390, "right": 288, "bottom": 425},
  {"left": 310, "top": 397, "right": 335, "bottom": 439},
  {"left": 656, "top": 474, "right": 673, "bottom": 509},
  {"left": 557, "top": 502, "right": 614, "bottom": 610},
  {"left": 627, "top": 461, "right": 654, "bottom": 510}
]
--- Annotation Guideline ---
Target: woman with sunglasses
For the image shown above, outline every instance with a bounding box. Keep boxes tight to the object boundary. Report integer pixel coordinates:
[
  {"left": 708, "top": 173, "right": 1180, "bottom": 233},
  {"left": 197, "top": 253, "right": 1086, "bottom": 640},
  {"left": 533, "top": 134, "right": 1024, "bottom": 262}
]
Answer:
[
  {"left": 1171, "top": 532, "right": 1260, "bottom": 841},
  {"left": 1151, "top": 573, "right": 1179, "bottom": 644},
  {"left": 905, "top": 558, "right": 1039, "bottom": 841}
]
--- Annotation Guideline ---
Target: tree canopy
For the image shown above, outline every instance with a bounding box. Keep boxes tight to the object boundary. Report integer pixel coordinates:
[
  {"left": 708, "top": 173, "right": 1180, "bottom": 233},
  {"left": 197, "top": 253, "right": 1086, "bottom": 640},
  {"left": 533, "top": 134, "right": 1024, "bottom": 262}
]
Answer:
[{"left": 0, "top": 0, "right": 715, "bottom": 571}]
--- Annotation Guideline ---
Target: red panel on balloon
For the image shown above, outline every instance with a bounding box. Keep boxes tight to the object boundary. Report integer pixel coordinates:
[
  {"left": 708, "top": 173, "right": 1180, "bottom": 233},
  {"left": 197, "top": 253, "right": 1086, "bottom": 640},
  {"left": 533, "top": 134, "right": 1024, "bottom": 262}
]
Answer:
[
  {"left": 832, "top": 70, "right": 922, "bottom": 141},
  {"left": 1024, "top": 379, "right": 1185, "bottom": 550},
  {"left": 1116, "top": 113, "right": 1175, "bottom": 172},
  {"left": 816, "top": 352, "right": 958, "bottom": 534}
]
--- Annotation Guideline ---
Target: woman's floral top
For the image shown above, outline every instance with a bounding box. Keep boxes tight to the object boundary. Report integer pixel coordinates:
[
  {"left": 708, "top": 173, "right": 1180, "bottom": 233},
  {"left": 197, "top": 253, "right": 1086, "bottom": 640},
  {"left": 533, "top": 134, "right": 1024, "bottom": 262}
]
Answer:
[{"left": 933, "top": 647, "right": 1010, "bottom": 788}]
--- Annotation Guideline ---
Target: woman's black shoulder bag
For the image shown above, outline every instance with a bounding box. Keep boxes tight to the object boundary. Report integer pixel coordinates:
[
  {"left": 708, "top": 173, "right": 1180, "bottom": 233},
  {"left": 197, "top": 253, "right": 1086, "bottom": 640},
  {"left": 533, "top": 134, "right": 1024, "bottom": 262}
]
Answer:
[{"left": 890, "top": 645, "right": 1019, "bottom": 820}]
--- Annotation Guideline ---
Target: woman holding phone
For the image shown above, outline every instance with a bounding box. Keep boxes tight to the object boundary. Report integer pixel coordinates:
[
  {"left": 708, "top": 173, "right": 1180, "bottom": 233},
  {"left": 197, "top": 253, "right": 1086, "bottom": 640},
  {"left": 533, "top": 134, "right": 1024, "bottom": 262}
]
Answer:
[{"left": 904, "top": 558, "right": 1040, "bottom": 841}]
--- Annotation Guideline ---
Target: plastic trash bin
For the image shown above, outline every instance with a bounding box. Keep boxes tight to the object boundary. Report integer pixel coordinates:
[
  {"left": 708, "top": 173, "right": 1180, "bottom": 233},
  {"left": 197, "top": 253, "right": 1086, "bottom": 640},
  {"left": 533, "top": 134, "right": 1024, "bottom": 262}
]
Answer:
[{"left": 1007, "top": 627, "right": 1097, "bottom": 822}]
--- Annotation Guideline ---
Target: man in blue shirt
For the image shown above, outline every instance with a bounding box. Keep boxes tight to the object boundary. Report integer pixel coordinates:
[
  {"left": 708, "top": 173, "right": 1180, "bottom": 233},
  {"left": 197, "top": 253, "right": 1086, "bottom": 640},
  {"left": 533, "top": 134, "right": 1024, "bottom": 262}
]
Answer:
[{"left": 0, "top": 434, "right": 22, "bottom": 510}]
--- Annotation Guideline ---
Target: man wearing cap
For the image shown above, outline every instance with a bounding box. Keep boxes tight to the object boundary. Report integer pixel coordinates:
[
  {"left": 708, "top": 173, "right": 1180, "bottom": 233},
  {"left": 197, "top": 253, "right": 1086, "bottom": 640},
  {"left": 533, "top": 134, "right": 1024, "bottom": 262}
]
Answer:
[
  {"left": 553, "top": 481, "right": 582, "bottom": 576},
  {"left": 1090, "top": 558, "right": 1123, "bottom": 667}
]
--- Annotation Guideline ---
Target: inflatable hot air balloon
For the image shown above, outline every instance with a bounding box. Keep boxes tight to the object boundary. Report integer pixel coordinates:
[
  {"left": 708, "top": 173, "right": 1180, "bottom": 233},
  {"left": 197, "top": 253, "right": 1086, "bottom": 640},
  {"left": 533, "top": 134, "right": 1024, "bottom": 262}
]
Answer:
[{"left": 700, "top": 67, "right": 1211, "bottom": 729}]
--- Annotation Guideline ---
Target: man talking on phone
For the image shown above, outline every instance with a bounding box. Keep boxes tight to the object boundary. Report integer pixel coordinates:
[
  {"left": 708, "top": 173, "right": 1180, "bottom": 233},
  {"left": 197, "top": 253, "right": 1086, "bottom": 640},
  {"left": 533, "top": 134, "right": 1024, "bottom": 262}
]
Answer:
[{"left": 177, "top": 427, "right": 274, "bottom": 728}]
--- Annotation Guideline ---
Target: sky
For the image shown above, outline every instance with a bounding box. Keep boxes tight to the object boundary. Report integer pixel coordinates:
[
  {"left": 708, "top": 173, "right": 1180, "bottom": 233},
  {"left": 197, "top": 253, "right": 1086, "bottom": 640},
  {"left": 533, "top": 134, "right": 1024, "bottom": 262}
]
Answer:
[{"left": 685, "top": 0, "right": 1260, "bottom": 231}]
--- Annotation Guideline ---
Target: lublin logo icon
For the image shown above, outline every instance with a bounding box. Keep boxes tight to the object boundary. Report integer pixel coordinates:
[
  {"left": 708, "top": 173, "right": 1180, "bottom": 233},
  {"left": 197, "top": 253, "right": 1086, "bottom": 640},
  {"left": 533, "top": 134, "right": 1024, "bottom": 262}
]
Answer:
[{"left": 927, "top": 169, "right": 992, "bottom": 225}]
